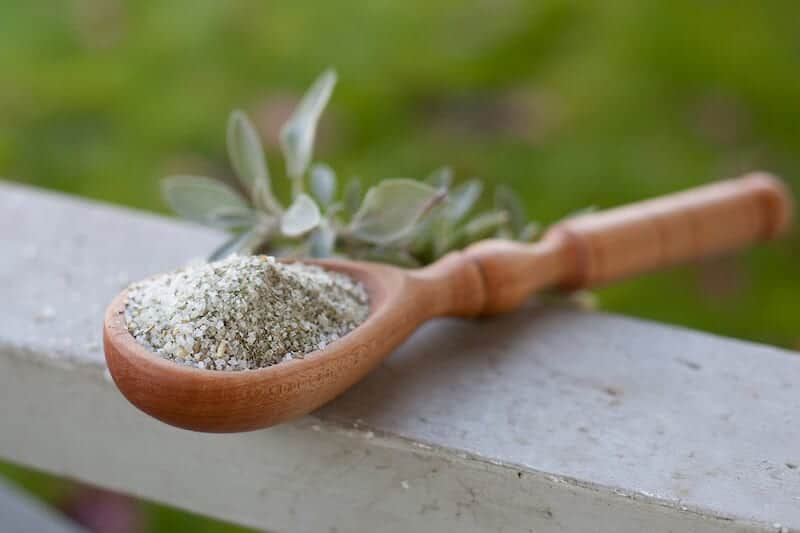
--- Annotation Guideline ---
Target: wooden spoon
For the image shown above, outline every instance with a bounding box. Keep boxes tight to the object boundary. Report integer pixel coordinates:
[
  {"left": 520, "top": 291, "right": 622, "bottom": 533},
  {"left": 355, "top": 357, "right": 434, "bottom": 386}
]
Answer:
[{"left": 104, "top": 172, "right": 793, "bottom": 432}]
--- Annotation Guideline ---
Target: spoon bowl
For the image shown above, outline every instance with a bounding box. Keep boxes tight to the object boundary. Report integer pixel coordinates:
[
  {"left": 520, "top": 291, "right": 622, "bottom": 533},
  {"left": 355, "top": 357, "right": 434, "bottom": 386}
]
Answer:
[
  {"left": 104, "top": 173, "right": 792, "bottom": 432},
  {"left": 105, "top": 254, "right": 494, "bottom": 432},
  {"left": 105, "top": 260, "right": 420, "bottom": 431}
]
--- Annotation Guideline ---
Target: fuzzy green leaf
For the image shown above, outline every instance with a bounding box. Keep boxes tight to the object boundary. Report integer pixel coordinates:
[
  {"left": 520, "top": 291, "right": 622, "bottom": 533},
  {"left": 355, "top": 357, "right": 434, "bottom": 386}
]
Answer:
[
  {"left": 280, "top": 69, "right": 337, "bottom": 180},
  {"left": 309, "top": 222, "right": 336, "bottom": 258},
  {"left": 495, "top": 185, "right": 527, "bottom": 233},
  {"left": 518, "top": 221, "right": 541, "bottom": 242},
  {"left": 162, "top": 176, "right": 253, "bottom": 229},
  {"left": 426, "top": 166, "right": 453, "bottom": 189},
  {"left": 444, "top": 179, "right": 483, "bottom": 223},
  {"left": 206, "top": 206, "right": 258, "bottom": 230},
  {"left": 409, "top": 178, "right": 483, "bottom": 257},
  {"left": 350, "top": 179, "right": 444, "bottom": 244},
  {"left": 462, "top": 210, "right": 511, "bottom": 241},
  {"left": 344, "top": 177, "right": 362, "bottom": 216},
  {"left": 496, "top": 226, "right": 514, "bottom": 240},
  {"left": 226, "top": 110, "right": 279, "bottom": 212},
  {"left": 310, "top": 163, "right": 337, "bottom": 207},
  {"left": 209, "top": 227, "right": 267, "bottom": 260},
  {"left": 281, "top": 193, "right": 321, "bottom": 237}
]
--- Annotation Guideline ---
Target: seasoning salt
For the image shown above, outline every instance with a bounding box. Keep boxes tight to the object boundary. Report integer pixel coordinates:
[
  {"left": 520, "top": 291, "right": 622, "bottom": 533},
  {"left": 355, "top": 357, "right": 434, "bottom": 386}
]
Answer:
[{"left": 124, "top": 255, "right": 368, "bottom": 371}]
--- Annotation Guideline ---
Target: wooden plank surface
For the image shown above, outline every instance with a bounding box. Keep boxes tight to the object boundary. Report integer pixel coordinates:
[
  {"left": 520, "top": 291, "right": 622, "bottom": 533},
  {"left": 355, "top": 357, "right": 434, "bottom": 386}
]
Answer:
[{"left": 1, "top": 182, "right": 798, "bottom": 532}]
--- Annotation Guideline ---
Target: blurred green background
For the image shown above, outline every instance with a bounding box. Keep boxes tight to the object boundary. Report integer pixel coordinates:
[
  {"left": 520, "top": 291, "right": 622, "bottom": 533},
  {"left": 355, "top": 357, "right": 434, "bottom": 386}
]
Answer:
[{"left": 1, "top": 1, "right": 798, "bottom": 531}]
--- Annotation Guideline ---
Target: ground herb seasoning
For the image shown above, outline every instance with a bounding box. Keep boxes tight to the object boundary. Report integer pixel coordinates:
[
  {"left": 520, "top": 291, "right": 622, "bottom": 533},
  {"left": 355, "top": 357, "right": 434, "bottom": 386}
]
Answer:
[{"left": 124, "top": 255, "right": 368, "bottom": 371}]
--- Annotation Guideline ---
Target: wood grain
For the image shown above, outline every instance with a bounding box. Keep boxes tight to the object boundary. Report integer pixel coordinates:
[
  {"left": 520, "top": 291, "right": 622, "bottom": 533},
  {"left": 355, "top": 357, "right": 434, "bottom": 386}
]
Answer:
[
  {"left": 549, "top": 172, "right": 792, "bottom": 288},
  {"left": 104, "top": 259, "right": 485, "bottom": 432},
  {"left": 461, "top": 172, "right": 792, "bottom": 313},
  {"left": 104, "top": 172, "right": 793, "bottom": 431}
]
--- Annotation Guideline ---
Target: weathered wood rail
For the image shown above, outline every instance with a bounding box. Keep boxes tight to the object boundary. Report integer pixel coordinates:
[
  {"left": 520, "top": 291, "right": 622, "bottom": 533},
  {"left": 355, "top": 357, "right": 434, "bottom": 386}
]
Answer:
[{"left": 1, "top": 182, "right": 798, "bottom": 532}]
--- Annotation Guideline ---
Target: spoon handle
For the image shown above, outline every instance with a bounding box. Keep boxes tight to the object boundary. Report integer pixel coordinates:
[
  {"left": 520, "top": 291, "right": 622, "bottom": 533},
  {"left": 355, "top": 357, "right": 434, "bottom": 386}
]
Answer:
[{"left": 463, "top": 172, "right": 793, "bottom": 314}]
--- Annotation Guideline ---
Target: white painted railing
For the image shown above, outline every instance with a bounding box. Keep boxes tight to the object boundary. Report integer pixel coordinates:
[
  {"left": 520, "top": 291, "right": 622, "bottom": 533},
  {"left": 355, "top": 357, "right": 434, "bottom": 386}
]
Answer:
[{"left": 1, "top": 181, "right": 798, "bottom": 533}]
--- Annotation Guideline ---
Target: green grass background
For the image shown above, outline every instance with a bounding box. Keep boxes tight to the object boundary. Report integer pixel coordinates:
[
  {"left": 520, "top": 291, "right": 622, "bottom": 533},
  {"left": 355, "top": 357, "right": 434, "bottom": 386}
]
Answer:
[{"left": 1, "top": 1, "right": 798, "bottom": 530}]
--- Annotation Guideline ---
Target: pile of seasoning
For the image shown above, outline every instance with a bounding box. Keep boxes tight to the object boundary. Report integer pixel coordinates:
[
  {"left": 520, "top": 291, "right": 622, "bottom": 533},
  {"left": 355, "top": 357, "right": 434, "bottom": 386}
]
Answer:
[{"left": 124, "top": 255, "right": 368, "bottom": 371}]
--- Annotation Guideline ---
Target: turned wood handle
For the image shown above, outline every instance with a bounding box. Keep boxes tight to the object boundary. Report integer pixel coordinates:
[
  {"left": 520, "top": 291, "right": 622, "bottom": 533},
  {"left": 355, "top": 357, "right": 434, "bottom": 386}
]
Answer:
[
  {"left": 552, "top": 172, "right": 792, "bottom": 288},
  {"left": 462, "top": 172, "right": 793, "bottom": 315}
]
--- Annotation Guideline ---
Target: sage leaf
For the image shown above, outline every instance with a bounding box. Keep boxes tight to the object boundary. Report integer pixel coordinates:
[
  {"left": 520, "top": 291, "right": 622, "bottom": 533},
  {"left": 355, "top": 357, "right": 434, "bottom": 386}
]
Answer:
[
  {"left": 310, "top": 163, "right": 336, "bottom": 207},
  {"left": 281, "top": 193, "right": 321, "bottom": 237},
  {"left": 162, "top": 176, "right": 252, "bottom": 228},
  {"left": 462, "top": 210, "right": 510, "bottom": 242},
  {"left": 325, "top": 202, "right": 344, "bottom": 217},
  {"left": 432, "top": 220, "right": 454, "bottom": 258},
  {"left": 280, "top": 69, "right": 337, "bottom": 180},
  {"left": 496, "top": 226, "right": 514, "bottom": 240},
  {"left": 209, "top": 227, "right": 267, "bottom": 260},
  {"left": 343, "top": 177, "right": 362, "bottom": 216},
  {"left": 444, "top": 179, "right": 483, "bottom": 223},
  {"left": 409, "top": 215, "right": 437, "bottom": 253},
  {"left": 411, "top": 178, "right": 481, "bottom": 255},
  {"left": 309, "top": 222, "right": 336, "bottom": 258},
  {"left": 227, "top": 110, "right": 279, "bottom": 212},
  {"left": 426, "top": 166, "right": 453, "bottom": 189},
  {"left": 495, "top": 185, "right": 527, "bottom": 233},
  {"left": 518, "top": 221, "right": 541, "bottom": 242},
  {"left": 350, "top": 179, "right": 444, "bottom": 244},
  {"left": 206, "top": 206, "right": 258, "bottom": 230}
]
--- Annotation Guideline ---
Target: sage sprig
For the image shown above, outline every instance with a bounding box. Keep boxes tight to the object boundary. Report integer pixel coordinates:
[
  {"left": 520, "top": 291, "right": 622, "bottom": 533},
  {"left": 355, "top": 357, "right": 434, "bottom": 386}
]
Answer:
[{"left": 162, "top": 69, "right": 541, "bottom": 266}]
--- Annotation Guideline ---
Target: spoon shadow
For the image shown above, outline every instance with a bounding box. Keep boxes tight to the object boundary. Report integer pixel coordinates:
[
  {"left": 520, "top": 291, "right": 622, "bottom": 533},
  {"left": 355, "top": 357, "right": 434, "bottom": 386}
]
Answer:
[{"left": 315, "top": 303, "right": 572, "bottom": 427}]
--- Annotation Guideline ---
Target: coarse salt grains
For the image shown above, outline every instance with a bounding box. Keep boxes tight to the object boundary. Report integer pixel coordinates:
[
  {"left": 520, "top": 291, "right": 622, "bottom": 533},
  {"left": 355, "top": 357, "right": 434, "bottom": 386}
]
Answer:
[{"left": 124, "top": 255, "right": 368, "bottom": 371}]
